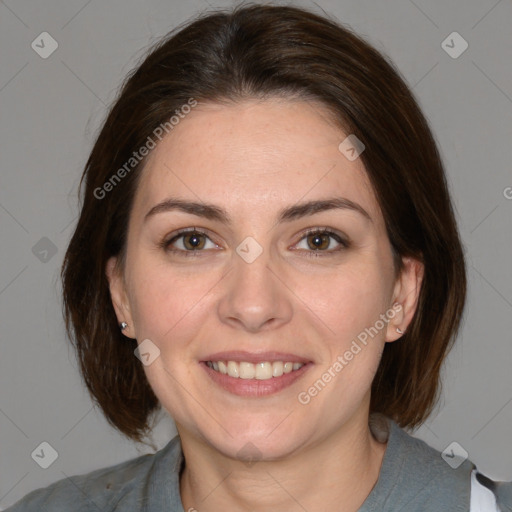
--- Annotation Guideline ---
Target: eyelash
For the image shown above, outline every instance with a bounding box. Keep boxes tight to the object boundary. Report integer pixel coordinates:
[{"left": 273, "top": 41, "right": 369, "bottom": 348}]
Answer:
[
  {"left": 159, "top": 227, "right": 349, "bottom": 258},
  {"left": 299, "top": 227, "right": 349, "bottom": 256}
]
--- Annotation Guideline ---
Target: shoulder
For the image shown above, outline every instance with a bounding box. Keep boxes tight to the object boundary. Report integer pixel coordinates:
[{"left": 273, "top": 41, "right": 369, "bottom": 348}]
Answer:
[
  {"left": 367, "top": 414, "right": 479, "bottom": 509},
  {"left": 399, "top": 427, "right": 512, "bottom": 511},
  {"left": 374, "top": 415, "right": 512, "bottom": 510},
  {"left": 3, "top": 436, "right": 182, "bottom": 512},
  {"left": 378, "top": 415, "right": 476, "bottom": 486}
]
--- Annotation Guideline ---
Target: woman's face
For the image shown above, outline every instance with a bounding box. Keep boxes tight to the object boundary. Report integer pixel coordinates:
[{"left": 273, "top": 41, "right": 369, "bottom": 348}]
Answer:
[{"left": 107, "top": 99, "right": 420, "bottom": 460}]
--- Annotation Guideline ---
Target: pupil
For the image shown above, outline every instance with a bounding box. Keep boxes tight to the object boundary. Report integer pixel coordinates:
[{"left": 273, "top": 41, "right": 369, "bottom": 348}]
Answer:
[
  {"left": 186, "top": 233, "right": 203, "bottom": 249},
  {"left": 310, "top": 234, "right": 327, "bottom": 250}
]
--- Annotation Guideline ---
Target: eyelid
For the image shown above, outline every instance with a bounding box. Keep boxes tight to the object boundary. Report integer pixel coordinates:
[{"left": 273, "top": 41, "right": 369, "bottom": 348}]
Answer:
[
  {"left": 299, "top": 226, "right": 348, "bottom": 242},
  {"left": 160, "top": 227, "right": 220, "bottom": 252},
  {"left": 291, "top": 227, "right": 349, "bottom": 254}
]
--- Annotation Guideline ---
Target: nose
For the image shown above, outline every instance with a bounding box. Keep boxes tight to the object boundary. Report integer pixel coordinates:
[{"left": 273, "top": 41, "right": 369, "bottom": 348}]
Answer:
[{"left": 216, "top": 245, "right": 293, "bottom": 333}]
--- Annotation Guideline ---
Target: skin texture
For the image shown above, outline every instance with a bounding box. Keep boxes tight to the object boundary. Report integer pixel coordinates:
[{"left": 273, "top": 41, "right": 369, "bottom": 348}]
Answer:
[{"left": 106, "top": 98, "right": 424, "bottom": 511}]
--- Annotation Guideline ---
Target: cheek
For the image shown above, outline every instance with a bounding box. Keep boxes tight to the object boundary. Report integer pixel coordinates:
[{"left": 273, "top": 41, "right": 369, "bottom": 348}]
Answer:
[
  {"left": 127, "top": 259, "right": 217, "bottom": 343},
  {"left": 292, "top": 261, "right": 391, "bottom": 344},
  {"left": 308, "top": 259, "right": 392, "bottom": 401}
]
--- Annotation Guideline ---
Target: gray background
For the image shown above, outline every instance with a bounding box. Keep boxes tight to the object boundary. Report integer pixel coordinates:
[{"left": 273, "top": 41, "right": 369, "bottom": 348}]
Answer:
[{"left": 1, "top": 0, "right": 511, "bottom": 508}]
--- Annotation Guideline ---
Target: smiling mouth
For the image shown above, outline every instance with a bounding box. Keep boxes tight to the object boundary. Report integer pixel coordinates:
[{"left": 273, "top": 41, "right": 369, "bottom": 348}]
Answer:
[{"left": 205, "top": 360, "right": 305, "bottom": 380}]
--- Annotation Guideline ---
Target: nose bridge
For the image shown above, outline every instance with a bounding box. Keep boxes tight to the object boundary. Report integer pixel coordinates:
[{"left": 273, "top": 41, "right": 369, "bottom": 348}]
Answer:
[
  {"left": 217, "top": 235, "right": 293, "bottom": 331},
  {"left": 234, "top": 239, "right": 274, "bottom": 295}
]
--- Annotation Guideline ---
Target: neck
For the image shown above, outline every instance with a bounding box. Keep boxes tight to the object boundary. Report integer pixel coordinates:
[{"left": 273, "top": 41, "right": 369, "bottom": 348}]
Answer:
[{"left": 178, "top": 410, "right": 388, "bottom": 512}]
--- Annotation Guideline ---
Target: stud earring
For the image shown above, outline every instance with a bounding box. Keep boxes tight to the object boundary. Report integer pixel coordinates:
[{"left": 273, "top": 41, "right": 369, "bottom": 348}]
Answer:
[
  {"left": 120, "top": 322, "right": 128, "bottom": 331},
  {"left": 396, "top": 327, "right": 403, "bottom": 334}
]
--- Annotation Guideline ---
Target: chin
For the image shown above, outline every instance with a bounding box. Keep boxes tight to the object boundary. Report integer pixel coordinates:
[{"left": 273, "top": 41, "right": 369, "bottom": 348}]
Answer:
[{"left": 197, "top": 416, "right": 310, "bottom": 463}]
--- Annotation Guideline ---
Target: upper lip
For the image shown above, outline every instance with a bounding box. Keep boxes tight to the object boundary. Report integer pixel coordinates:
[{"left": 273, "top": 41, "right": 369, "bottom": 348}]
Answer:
[{"left": 201, "top": 351, "right": 311, "bottom": 364}]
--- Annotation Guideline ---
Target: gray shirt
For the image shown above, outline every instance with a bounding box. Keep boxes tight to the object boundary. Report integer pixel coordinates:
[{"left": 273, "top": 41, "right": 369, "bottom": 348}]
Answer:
[{"left": 5, "top": 415, "right": 511, "bottom": 511}]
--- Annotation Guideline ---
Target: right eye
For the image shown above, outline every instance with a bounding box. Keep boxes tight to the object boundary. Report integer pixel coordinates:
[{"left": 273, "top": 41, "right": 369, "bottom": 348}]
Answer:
[{"left": 161, "top": 228, "right": 220, "bottom": 256}]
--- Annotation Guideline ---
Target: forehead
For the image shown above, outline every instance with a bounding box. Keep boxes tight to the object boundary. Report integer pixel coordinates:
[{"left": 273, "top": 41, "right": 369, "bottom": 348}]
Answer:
[{"left": 132, "top": 99, "right": 381, "bottom": 224}]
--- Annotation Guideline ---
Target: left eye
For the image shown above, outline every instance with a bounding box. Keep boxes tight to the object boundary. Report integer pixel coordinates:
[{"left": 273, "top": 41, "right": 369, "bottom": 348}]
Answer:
[{"left": 294, "top": 230, "right": 347, "bottom": 252}]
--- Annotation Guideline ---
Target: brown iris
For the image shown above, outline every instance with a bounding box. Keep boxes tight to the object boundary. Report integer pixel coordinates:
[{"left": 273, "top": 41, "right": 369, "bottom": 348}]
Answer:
[
  {"left": 307, "top": 233, "right": 330, "bottom": 250},
  {"left": 183, "top": 232, "right": 206, "bottom": 250}
]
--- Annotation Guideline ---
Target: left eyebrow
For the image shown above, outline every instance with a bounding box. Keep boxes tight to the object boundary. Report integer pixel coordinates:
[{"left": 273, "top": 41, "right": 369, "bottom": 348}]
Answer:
[
  {"left": 144, "top": 196, "right": 372, "bottom": 224},
  {"left": 278, "top": 197, "right": 372, "bottom": 224}
]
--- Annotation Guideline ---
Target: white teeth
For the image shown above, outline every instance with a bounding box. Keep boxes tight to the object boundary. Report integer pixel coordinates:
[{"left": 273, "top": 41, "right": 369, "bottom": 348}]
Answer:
[
  {"left": 272, "top": 361, "right": 284, "bottom": 377},
  {"left": 207, "top": 360, "right": 305, "bottom": 380},
  {"left": 227, "top": 361, "right": 239, "bottom": 378},
  {"left": 239, "top": 362, "right": 256, "bottom": 379},
  {"left": 255, "top": 362, "right": 273, "bottom": 380}
]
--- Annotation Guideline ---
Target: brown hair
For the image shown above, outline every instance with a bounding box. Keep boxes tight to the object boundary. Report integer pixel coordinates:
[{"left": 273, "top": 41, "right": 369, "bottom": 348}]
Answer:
[{"left": 61, "top": 3, "right": 466, "bottom": 444}]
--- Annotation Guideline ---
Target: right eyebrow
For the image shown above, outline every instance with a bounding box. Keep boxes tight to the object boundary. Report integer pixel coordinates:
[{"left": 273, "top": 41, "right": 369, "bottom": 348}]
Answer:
[{"left": 144, "top": 198, "right": 231, "bottom": 224}]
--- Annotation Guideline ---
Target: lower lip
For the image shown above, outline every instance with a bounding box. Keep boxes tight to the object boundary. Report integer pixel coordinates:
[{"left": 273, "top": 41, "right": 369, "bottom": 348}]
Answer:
[{"left": 200, "top": 362, "right": 312, "bottom": 397}]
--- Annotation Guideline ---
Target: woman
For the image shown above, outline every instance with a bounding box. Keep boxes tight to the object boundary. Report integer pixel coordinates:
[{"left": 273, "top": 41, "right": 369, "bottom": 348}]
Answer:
[{"left": 6, "top": 4, "right": 511, "bottom": 511}]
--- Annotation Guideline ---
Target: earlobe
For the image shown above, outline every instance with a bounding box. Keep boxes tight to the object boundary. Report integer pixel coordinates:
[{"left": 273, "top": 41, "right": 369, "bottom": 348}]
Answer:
[
  {"left": 105, "top": 256, "right": 135, "bottom": 337},
  {"left": 385, "top": 302, "right": 405, "bottom": 342}
]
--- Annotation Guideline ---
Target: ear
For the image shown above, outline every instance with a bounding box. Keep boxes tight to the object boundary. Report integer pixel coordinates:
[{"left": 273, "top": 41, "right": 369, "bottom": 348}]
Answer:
[
  {"left": 385, "top": 256, "right": 424, "bottom": 342},
  {"left": 105, "top": 256, "right": 136, "bottom": 339}
]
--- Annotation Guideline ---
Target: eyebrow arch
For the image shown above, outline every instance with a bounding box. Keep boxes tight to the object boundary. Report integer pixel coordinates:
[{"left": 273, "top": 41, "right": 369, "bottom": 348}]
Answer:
[{"left": 144, "top": 196, "right": 372, "bottom": 224}]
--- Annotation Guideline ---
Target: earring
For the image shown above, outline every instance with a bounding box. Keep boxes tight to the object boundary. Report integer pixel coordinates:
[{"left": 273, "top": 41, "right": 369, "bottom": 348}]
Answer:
[
  {"left": 396, "top": 327, "right": 403, "bottom": 334},
  {"left": 120, "top": 322, "right": 128, "bottom": 331}
]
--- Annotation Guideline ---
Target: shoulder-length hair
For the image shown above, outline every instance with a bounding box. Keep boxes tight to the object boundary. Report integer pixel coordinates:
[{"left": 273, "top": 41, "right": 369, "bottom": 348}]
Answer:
[{"left": 61, "top": 3, "right": 466, "bottom": 443}]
